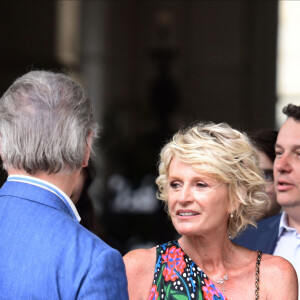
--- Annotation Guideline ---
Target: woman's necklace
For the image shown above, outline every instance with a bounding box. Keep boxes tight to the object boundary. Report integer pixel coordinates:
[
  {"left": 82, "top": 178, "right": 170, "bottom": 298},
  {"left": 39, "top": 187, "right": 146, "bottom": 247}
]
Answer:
[
  {"left": 210, "top": 272, "right": 229, "bottom": 293},
  {"left": 180, "top": 239, "right": 233, "bottom": 295},
  {"left": 205, "top": 244, "right": 233, "bottom": 295},
  {"left": 215, "top": 273, "right": 229, "bottom": 285}
]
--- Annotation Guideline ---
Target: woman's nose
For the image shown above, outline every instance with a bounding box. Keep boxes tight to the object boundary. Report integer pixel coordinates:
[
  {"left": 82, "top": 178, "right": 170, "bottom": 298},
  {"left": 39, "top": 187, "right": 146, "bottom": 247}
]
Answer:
[{"left": 179, "top": 185, "right": 193, "bottom": 203}]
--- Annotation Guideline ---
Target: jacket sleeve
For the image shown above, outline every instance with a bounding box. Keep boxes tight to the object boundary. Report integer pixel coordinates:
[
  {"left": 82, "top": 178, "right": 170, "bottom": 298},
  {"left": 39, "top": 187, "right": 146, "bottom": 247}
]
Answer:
[{"left": 77, "top": 248, "right": 129, "bottom": 300}]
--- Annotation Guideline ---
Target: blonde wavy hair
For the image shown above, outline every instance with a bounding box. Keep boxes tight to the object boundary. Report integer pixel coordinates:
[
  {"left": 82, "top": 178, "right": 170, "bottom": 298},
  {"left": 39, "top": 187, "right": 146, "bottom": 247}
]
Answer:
[{"left": 156, "top": 122, "right": 269, "bottom": 238}]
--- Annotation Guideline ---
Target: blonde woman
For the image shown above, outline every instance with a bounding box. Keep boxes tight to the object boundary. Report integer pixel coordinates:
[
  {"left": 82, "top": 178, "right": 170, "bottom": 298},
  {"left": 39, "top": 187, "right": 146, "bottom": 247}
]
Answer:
[{"left": 124, "top": 122, "right": 297, "bottom": 300}]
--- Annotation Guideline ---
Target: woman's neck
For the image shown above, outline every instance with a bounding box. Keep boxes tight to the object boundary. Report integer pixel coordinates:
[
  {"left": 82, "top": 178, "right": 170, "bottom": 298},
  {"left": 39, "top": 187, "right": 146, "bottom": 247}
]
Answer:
[{"left": 178, "top": 235, "right": 234, "bottom": 277}]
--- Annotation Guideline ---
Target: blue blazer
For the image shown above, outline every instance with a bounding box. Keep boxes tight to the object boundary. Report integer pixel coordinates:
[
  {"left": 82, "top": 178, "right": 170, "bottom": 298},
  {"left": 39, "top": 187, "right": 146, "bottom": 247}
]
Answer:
[
  {"left": 233, "top": 214, "right": 281, "bottom": 254},
  {"left": 0, "top": 180, "right": 129, "bottom": 299}
]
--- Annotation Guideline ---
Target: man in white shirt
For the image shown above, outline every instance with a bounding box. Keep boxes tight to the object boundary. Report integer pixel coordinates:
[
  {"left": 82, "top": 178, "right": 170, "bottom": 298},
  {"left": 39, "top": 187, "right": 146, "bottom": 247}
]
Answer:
[
  {"left": 273, "top": 105, "right": 300, "bottom": 290},
  {"left": 234, "top": 103, "right": 300, "bottom": 296},
  {"left": 0, "top": 71, "right": 129, "bottom": 299}
]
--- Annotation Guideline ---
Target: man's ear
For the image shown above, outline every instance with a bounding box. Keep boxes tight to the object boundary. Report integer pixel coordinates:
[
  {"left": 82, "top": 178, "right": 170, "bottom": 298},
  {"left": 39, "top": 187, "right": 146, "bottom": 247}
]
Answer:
[
  {"left": 0, "top": 138, "right": 3, "bottom": 161},
  {"left": 82, "top": 132, "right": 92, "bottom": 168}
]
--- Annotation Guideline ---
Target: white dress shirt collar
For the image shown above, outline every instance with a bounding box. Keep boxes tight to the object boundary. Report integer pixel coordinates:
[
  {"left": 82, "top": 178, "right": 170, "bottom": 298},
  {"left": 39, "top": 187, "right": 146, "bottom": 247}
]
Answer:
[{"left": 278, "top": 211, "right": 298, "bottom": 237}]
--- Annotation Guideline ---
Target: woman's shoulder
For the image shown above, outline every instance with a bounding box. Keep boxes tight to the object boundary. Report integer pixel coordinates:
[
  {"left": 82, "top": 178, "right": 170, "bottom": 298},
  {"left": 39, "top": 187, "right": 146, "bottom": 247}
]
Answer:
[
  {"left": 232, "top": 246, "right": 297, "bottom": 299},
  {"left": 262, "top": 253, "right": 295, "bottom": 273},
  {"left": 123, "top": 246, "right": 158, "bottom": 300},
  {"left": 261, "top": 253, "right": 296, "bottom": 275},
  {"left": 260, "top": 253, "right": 298, "bottom": 299},
  {"left": 123, "top": 246, "right": 157, "bottom": 282},
  {"left": 123, "top": 246, "right": 157, "bottom": 270},
  {"left": 123, "top": 240, "right": 178, "bottom": 267}
]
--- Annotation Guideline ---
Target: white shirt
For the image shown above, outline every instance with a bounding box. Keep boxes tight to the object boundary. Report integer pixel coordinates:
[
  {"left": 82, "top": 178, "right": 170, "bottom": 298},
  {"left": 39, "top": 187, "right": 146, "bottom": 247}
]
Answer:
[
  {"left": 7, "top": 174, "right": 81, "bottom": 222},
  {"left": 273, "top": 211, "right": 300, "bottom": 297}
]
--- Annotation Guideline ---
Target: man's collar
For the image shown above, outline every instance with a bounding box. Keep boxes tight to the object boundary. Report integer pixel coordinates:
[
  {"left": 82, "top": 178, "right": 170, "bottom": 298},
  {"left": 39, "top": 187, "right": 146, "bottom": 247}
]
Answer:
[
  {"left": 7, "top": 174, "right": 81, "bottom": 222},
  {"left": 278, "top": 211, "right": 297, "bottom": 237}
]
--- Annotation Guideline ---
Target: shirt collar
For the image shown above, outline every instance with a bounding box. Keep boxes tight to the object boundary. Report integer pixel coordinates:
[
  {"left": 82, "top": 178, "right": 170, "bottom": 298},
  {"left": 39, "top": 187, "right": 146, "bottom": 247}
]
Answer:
[
  {"left": 278, "top": 211, "right": 297, "bottom": 237},
  {"left": 7, "top": 174, "right": 81, "bottom": 222}
]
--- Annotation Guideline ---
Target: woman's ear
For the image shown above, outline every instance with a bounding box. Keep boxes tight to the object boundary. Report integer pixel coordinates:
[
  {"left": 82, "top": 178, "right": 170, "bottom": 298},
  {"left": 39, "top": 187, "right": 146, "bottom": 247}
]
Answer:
[
  {"left": 227, "top": 197, "right": 240, "bottom": 216},
  {"left": 227, "top": 184, "right": 245, "bottom": 215}
]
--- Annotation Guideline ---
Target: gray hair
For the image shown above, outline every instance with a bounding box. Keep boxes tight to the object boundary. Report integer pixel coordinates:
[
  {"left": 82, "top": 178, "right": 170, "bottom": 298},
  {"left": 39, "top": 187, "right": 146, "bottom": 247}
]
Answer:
[{"left": 0, "top": 70, "right": 99, "bottom": 174}]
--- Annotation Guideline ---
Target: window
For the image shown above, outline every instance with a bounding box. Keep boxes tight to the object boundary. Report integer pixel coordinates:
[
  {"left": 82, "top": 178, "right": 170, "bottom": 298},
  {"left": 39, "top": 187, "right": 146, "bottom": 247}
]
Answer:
[{"left": 276, "top": 1, "right": 300, "bottom": 127}]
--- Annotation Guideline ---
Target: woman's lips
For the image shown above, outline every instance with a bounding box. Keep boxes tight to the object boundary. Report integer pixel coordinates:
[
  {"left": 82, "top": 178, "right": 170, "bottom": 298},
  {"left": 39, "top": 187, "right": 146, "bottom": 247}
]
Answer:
[{"left": 176, "top": 210, "right": 199, "bottom": 217}]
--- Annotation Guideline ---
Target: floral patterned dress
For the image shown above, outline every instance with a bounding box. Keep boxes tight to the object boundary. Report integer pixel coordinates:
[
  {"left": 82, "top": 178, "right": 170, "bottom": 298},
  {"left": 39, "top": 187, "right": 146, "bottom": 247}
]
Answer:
[{"left": 148, "top": 240, "right": 228, "bottom": 300}]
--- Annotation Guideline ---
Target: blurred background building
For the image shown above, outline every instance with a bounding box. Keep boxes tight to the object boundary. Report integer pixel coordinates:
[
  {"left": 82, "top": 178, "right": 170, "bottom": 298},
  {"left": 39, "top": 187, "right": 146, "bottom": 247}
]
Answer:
[{"left": 0, "top": 0, "right": 298, "bottom": 254}]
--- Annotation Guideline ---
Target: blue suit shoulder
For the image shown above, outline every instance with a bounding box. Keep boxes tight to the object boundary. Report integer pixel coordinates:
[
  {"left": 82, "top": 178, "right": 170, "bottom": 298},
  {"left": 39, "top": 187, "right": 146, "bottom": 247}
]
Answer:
[
  {"left": 233, "top": 214, "right": 281, "bottom": 254},
  {"left": 0, "top": 189, "right": 129, "bottom": 300},
  {"left": 55, "top": 216, "right": 129, "bottom": 299}
]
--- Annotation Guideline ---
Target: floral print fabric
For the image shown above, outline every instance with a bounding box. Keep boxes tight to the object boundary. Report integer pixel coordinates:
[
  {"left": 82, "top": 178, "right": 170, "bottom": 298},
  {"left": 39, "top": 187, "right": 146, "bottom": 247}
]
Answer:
[{"left": 148, "top": 240, "right": 228, "bottom": 300}]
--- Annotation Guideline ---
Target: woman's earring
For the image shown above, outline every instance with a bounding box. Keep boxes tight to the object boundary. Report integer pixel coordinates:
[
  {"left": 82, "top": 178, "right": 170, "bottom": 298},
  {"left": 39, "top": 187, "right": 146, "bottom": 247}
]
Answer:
[{"left": 230, "top": 213, "right": 233, "bottom": 218}]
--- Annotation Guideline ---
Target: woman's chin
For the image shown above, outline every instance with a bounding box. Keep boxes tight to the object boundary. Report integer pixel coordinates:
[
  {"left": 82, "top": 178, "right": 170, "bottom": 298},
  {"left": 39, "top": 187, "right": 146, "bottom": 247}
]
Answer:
[{"left": 175, "top": 226, "right": 200, "bottom": 237}]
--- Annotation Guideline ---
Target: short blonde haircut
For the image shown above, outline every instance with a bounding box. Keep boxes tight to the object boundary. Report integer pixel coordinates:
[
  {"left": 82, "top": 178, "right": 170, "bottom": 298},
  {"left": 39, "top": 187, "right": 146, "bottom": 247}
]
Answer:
[{"left": 156, "top": 122, "right": 269, "bottom": 238}]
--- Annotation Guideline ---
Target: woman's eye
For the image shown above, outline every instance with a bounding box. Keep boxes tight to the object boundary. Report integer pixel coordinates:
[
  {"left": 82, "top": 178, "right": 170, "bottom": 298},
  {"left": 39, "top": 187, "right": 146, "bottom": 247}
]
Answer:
[
  {"left": 196, "top": 182, "right": 207, "bottom": 188},
  {"left": 170, "top": 182, "right": 180, "bottom": 189}
]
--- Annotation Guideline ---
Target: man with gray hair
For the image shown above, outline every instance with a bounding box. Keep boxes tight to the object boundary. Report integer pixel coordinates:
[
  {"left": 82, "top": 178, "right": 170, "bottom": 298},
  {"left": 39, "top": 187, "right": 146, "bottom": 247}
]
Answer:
[{"left": 0, "top": 71, "right": 129, "bottom": 299}]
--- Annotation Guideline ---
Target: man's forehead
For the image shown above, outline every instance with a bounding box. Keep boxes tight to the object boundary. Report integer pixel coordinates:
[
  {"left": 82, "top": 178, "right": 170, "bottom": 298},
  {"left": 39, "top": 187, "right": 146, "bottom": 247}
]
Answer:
[{"left": 277, "top": 117, "right": 300, "bottom": 146}]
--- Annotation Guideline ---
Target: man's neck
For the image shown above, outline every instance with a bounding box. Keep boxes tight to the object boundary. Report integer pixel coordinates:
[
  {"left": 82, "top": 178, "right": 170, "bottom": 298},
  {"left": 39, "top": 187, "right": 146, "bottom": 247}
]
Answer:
[{"left": 7, "top": 168, "right": 81, "bottom": 200}]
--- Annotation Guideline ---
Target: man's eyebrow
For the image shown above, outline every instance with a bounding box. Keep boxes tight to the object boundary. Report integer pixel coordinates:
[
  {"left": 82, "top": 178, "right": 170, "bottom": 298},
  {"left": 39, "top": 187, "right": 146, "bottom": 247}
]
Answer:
[{"left": 275, "top": 143, "right": 300, "bottom": 149}]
